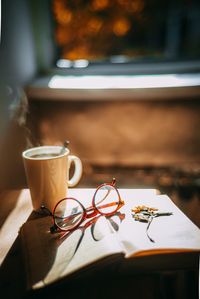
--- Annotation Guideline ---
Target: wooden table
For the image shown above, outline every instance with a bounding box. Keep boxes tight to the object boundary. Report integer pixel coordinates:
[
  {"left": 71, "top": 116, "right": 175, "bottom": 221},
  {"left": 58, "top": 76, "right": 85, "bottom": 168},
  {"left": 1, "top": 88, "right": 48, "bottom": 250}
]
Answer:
[{"left": 0, "top": 189, "right": 199, "bottom": 299}]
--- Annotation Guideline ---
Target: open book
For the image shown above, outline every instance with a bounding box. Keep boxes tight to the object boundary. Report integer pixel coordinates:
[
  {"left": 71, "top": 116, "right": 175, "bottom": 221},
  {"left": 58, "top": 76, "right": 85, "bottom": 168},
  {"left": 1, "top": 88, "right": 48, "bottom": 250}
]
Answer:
[{"left": 20, "top": 188, "right": 200, "bottom": 290}]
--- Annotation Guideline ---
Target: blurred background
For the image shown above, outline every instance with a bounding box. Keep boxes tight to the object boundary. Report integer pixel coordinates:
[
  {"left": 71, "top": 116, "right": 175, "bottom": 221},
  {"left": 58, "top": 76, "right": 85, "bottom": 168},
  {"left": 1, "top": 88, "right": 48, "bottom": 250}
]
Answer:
[{"left": 0, "top": 0, "right": 199, "bottom": 227}]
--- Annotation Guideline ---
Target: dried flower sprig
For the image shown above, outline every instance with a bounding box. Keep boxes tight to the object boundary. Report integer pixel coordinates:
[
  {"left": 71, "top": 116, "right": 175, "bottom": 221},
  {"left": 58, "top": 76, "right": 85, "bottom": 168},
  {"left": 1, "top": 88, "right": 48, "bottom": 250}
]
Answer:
[
  {"left": 131, "top": 205, "right": 158, "bottom": 214},
  {"left": 131, "top": 205, "right": 173, "bottom": 243}
]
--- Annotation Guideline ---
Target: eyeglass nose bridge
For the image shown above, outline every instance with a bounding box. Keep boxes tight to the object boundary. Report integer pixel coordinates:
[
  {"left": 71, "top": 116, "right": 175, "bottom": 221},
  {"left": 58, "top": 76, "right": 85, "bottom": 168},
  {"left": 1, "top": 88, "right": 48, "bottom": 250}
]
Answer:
[{"left": 85, "top": 208, "right": 98, "bottom": 219}]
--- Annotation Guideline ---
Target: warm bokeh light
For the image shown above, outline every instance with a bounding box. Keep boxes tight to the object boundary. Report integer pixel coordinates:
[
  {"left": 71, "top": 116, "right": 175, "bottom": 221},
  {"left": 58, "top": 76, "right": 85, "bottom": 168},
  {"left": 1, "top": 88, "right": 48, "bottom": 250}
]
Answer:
[
  {"left": 87, "top": 18, "right": 102, "bottom": 34},
  {"left": 56, "top": 10, "right": 72, "bottom": 25},
  {"left": 56, "top": 27, "right": 71, "bottom": 45},
  {"left": 53, "top": 0, "right": 72, "bottom": 25},
  {"left": 113, "top": 18, "right": 131, "bottom": 36},
  {"left": 92, "top": 0, "right": 109, "bottom": 11},
  {"left": 52, "top": 0, "right": 146, "bottom": 60},
  {"left": 130, "top": 0, "right": 144, "bottom": 13}
]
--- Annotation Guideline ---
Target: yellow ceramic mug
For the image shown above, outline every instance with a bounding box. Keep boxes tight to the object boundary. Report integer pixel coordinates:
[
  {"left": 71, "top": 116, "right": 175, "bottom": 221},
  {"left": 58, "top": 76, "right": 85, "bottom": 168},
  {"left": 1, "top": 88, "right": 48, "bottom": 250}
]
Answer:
[{"left": 22, "top": 145, "right": 82, "bottom": 211}]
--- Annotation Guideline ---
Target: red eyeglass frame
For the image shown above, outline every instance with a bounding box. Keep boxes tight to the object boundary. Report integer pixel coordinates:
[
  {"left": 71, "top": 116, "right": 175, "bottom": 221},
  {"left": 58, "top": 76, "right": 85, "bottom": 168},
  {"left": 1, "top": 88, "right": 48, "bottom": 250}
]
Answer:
[{"left": 51, "top": 178, "right": 124, "bottom": 233}]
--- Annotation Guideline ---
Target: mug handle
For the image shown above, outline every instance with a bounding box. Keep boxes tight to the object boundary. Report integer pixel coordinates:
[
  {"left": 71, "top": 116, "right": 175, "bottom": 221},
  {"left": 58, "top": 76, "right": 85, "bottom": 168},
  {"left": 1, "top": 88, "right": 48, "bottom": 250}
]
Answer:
[{"left": 68, "top": 155, "right": 83, "bottom": 187}]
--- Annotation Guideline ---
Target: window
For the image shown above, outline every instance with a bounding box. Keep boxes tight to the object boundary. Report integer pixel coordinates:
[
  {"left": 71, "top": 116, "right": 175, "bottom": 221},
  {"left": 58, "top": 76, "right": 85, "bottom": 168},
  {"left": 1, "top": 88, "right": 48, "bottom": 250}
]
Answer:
[
  {"left": 51, "top": 0, "right": 200, "bottom": 72},
  {"left": 27, "top": 0, "right": 200, "bottom": 98}
]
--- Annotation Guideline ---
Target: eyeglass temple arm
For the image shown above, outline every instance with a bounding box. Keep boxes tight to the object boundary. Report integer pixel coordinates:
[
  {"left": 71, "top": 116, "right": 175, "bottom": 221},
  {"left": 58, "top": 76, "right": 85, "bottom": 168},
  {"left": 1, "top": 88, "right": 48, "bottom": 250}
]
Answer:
[{"left": 54, "top": 200, "right": 123, "bottom": 223}]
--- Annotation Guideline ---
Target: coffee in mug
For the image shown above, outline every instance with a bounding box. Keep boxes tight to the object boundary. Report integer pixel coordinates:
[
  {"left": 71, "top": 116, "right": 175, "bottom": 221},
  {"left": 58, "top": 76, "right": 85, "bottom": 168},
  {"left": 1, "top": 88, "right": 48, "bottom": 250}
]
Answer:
[{"left": 22, "top": 146, "right": 82, "bottom": 211}]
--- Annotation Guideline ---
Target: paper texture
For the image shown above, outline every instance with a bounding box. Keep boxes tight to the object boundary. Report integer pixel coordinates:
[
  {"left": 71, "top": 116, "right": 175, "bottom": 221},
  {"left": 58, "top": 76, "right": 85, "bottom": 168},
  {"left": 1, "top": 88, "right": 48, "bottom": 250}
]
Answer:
[
  {"left": 20, "top": 188, "right": 200, "bottom": 290},
  {"left": 21, "top": 215, "right": 123, "bottom": 289},
  {"left": 117, "top": 192, "right": 200, "bottom": 256}
]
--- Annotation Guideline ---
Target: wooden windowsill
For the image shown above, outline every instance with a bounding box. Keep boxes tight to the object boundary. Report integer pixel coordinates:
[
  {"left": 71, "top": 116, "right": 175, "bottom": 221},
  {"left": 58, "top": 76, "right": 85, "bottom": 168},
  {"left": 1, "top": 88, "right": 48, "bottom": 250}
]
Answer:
[{"left": 26, "top": 74, "right": 200, "bottom": 101}]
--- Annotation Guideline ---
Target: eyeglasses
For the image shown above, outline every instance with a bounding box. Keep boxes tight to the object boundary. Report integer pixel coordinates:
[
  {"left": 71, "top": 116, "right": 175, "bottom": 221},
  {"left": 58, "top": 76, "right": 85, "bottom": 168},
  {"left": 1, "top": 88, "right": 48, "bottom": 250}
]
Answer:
[{"left": 50, "top": 178, "right": 124, "bottom": 235}]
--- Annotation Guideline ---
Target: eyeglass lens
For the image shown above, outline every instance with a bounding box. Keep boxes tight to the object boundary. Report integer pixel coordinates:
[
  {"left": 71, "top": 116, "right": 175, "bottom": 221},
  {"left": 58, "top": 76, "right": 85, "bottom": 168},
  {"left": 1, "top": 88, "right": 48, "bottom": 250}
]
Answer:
[
  {"left": 54, "top": 198, "right": 84, "bottom": 231},
  {"left": 94, "top": 185, "right": 120, "bottom": 215}
]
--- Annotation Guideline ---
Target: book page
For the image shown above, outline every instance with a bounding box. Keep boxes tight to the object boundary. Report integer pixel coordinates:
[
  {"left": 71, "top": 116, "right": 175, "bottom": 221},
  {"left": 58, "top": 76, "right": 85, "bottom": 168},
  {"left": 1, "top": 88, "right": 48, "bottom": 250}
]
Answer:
[
  {"left": 21, "top": 215, "right": 123, "bottom": 290},
  {"left": 116, "top": 191, "right": 200, "bottom": 257}
]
